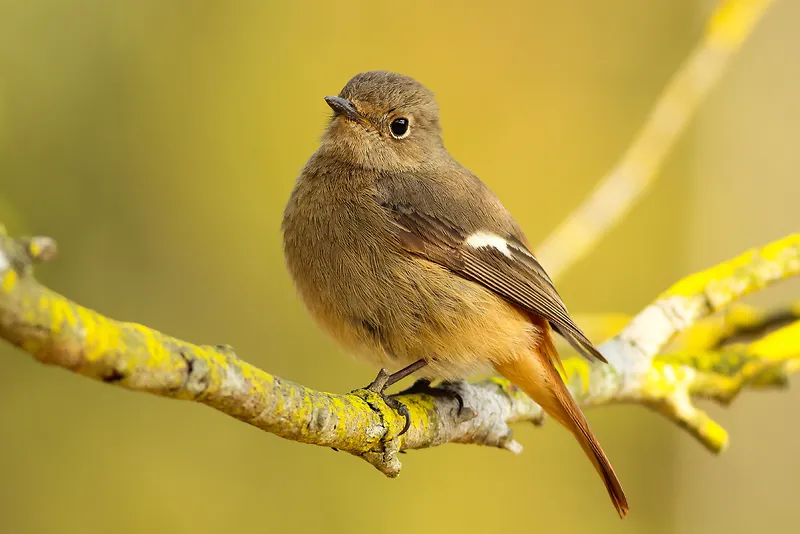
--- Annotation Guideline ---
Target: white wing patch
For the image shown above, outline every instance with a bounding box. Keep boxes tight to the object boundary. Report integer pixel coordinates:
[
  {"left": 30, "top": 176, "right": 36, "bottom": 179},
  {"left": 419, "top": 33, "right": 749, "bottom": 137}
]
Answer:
[{"left": 465, "top": 232, "right": 513, "bottom": 258}]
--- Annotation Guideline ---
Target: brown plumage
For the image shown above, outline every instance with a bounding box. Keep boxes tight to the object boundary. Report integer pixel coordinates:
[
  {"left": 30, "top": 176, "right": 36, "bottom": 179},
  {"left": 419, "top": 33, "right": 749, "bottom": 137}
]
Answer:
[{"left": 282, "top": 70, "right": 628, "bottom": 517}]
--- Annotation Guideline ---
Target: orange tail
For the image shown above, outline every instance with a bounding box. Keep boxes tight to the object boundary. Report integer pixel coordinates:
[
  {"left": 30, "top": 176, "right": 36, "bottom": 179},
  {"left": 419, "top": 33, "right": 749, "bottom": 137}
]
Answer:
[{"left": 495, "top": 333, "right": 629, "bottom": 518}]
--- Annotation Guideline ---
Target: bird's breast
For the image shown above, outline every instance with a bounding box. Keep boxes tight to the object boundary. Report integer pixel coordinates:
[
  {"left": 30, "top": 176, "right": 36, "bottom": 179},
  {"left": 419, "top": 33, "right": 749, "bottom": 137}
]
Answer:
[
  {"left": 281, "top": 168, "right": 537, "bottom": 378},
  {"left": 282, "top": 175, "right": 409, "bottom": 337}
]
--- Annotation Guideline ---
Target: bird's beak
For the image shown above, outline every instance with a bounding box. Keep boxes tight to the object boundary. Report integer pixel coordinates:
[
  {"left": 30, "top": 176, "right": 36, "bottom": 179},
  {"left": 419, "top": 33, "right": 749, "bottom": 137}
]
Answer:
[{"left": 324, "top": 96, "right": 360, "bottom": 121}]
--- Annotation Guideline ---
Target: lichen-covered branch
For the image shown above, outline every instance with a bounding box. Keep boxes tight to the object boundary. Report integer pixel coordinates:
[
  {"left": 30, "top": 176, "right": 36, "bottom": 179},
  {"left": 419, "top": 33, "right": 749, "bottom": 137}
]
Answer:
[
  {"left": 604, "top": 235, "right": 800, "bottom": 366},
  {"left": 0, "top": 224, "right": 797, "bottom": 476},
  {"left": 646, "top": 319, "right": 800, "bottom": 451},
  {"left": 572, "top": 299, "right": 800, "bottom": 356},
  {"left": 536, "top": 0, "right": 776, "bottom": 280},
  {"left": 711, "top": 301, "right": 800, "bottom": 348}
]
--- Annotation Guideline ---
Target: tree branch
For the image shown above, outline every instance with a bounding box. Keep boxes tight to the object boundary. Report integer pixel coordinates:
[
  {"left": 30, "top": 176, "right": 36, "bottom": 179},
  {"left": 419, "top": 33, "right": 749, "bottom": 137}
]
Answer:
[
  {"left": 1, "top": 224, "right": 797, "bottom": 476},
  {"left": 712, "top": 302, "right": 800, "bottom": 347},
  {"left": 536, "top": 0, "right": 776, "bottom": 280}
]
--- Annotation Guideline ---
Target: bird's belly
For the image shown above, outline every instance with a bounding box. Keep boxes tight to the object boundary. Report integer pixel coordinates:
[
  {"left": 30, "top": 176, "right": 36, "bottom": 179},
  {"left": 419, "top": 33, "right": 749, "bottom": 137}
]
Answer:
[{"left": 299, "top": 253, "right": 539, "bottom": 380}]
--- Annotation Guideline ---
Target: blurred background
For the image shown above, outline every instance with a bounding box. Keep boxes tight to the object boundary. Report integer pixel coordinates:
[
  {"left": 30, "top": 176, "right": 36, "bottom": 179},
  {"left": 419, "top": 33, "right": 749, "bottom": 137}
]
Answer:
[{"left": 0, "top": 1, "right": 798, "bottom": 532}]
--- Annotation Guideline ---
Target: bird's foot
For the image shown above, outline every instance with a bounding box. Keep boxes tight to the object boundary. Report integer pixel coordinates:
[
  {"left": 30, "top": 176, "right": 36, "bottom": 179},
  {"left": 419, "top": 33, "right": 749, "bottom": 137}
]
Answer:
[
  {"left": 393, "top": 378, "right": 475, "bottom": 423},
  {"left": 358, "top": 368, "right": 413, "bottom": 436}
]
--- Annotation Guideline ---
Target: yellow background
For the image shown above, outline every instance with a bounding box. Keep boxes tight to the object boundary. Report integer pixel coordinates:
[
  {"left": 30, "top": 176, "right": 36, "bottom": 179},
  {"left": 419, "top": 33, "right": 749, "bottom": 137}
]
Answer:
[{"left": 1, "top": 1, "right": 798, "bottom": 533}]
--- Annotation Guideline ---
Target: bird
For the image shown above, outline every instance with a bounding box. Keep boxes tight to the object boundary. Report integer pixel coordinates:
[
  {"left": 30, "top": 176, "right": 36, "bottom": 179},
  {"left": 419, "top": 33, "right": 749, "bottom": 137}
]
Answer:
[{"left": 282, "top": 70, "right": 628, "bottom": 518}]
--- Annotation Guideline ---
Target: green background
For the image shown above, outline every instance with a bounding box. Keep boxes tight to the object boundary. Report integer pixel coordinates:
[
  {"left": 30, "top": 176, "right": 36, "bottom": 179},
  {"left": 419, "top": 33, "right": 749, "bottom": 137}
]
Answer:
[{"left": 1, "top": 1, "right": 798, "bottom": 533}]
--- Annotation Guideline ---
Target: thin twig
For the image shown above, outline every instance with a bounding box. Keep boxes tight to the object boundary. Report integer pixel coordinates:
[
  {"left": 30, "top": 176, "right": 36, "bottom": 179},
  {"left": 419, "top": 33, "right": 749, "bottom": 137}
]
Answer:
[{"left": 536, "top": 0, "right": 776, "bottom": 280}]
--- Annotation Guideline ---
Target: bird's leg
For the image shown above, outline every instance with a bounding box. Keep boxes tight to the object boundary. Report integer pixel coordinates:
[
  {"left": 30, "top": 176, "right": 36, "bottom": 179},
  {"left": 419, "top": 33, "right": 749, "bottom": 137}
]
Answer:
[
  {"left": 393, "top": 378, "right": 472, "bottom": 422},
  {"left": 361, "top": 359, "right": 428, "bottom": 436}
]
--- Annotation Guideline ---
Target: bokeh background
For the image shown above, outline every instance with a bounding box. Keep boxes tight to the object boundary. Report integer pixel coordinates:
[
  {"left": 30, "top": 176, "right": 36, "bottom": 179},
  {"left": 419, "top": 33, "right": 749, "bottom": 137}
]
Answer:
[{"left": 1, "top": 1, "right": 798, "bottom": 533}]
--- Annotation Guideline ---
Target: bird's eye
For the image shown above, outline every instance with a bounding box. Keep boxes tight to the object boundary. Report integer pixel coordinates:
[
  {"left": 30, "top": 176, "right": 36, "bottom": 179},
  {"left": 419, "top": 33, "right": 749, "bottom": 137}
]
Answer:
[{"left": 389, "top": 117, "right": 410, "bottom": 139}]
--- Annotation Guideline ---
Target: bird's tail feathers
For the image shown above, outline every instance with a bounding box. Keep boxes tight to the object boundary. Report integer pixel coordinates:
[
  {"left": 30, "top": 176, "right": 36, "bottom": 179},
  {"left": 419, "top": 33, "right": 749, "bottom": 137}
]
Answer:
[{"left": 494, "top": 333, "right": 629, "bottom": 518}]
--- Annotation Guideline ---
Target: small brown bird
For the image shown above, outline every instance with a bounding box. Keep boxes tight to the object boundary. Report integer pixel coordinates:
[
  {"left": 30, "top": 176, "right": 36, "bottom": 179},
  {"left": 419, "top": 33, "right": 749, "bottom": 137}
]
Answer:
[{"left": 282, "top": 71, "right": 628, "bottom": 517}]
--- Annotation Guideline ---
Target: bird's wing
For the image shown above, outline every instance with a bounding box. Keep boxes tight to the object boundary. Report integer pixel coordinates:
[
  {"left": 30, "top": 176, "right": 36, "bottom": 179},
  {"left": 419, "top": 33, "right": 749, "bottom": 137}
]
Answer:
[{"left": 379, "top": 199, "right": 607, "bottom": 364}]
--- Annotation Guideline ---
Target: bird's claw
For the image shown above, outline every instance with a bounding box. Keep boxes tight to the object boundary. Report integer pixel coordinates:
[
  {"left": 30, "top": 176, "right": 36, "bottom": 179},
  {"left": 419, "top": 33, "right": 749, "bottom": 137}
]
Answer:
[
  {"left": 393, "top": 378, "right": 475, "bottom": 423},
  {"left": 358, "top": 368, "right": 412, "bottom": 436}
]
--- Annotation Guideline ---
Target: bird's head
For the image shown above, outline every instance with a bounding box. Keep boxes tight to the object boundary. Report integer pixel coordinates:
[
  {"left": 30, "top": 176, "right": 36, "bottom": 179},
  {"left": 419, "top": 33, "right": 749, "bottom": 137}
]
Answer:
[{"left": 320, "top": 71, "right": 445, "bottom": 171}]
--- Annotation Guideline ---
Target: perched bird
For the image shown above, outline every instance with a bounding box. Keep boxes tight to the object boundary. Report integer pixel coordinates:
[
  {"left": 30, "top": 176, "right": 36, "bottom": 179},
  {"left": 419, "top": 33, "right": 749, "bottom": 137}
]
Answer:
[{"left": 282, "top": 71, "right": 628, "bottom": 517}]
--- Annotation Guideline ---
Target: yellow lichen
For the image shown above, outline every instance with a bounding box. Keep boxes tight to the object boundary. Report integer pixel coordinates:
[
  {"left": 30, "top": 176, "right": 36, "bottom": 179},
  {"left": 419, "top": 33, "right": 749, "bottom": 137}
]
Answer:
[
  {"left": 561, "top": 357, "right": 592, "bottom": 395},
  {"left": 660, "top": 235, "right": 799, "bottom": 303},
  {"left": 750, "top": 321, "right": 800, "bottom": 360},
  {"left": 707, "top": 0, "right": 775, "bottom": 47},
  {"left": 2, "top": 270, "right": 16, "bottom": 293},
  {"left": 698, "top": 416, "right": 729, "bottom": 453},
  {"left": 28, "top": 240, "right": 41, "bottom": 259}
]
